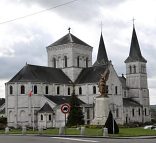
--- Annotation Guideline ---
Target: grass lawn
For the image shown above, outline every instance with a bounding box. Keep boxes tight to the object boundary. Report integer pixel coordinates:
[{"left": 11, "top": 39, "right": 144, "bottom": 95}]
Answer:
[{"left": 0, "top": 127, "right": 156, "bottom": 137}]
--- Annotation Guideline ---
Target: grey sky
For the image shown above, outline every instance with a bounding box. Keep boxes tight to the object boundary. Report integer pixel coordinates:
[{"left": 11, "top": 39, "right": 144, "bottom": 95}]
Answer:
[{"left": 0, "top": 0, "right": 156, "bottom": 104}]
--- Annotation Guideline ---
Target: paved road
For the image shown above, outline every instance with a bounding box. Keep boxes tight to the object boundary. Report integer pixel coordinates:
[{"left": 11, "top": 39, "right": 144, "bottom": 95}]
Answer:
[{"left": 0, "top": 135, "right": 156, "bottom": 143}]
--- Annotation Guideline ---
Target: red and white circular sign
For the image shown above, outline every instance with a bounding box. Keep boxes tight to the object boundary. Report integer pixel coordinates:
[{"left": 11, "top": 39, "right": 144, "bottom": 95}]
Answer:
[{"left": 61, "top": 103, "right": 71, "bottom": 114}]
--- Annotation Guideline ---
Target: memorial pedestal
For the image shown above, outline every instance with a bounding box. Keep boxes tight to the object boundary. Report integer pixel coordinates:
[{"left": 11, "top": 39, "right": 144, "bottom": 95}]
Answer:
[{"left": 91, "top": 96, "right": 110, "bottom": 125}]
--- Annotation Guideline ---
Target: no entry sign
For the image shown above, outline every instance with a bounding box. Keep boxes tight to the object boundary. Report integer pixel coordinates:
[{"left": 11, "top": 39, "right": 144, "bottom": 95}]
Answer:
[{"left": 61, "top": 103, "right": 70, "bottom": 114}]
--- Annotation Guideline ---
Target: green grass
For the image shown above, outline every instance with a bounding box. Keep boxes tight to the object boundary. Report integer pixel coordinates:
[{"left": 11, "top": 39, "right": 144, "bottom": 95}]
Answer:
[{"left": 0, "top": 127, "right": 156, "bottom": 137}]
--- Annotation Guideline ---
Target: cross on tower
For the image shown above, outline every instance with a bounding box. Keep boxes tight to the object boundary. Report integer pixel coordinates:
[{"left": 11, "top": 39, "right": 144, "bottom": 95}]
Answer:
[
  {"left": 68, "top": 27, "right": 71, "bottom": 33},
  {"left": 132, "top": 17, "right": 136, "bottom": 26}
]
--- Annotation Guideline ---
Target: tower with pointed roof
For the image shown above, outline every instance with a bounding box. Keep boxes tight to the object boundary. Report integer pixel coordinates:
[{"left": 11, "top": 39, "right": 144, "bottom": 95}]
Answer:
[
  {"left": 125, "top": 25, "right": 150, "bottom": 122},
  {"left": 46, "top": 30, "right": 93, "bottom": 82},
  {"left": 93, "top": 33, "right": 109, "bottom": 66}
]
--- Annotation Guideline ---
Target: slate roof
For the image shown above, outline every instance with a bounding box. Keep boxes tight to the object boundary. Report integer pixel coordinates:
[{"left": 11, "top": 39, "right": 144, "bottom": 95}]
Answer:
[
  {"left": 125, "top": 26, "right": 147, "bottom": 63},
  {"left": 9, "top": 64, "right": 72, "bottom": 84},
  {"left": 94, "top": 33, "right": 109, "bottom": 66},
  {"left": 48, "top": 32, "right": 91, "bottom": 47},
  {"left": 123, "top": 98, "right": 142, "bottom": 107},
  {"left": 38, "top": 102, "right": 53, "bottom": 113},
  {"left": 75, "top": 65, "right": 107, "bottom": 84},
  {"left": 0, "top": 98, "right": 5, "bottom": 107},
  {"left": 44, "top": 95, "right": 85, "bottom": 105}
]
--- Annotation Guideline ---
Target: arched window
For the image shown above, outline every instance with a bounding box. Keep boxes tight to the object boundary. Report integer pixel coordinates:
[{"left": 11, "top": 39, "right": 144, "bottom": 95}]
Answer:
[
  {"left": 34, "top": 85, "right": 37, "bottom": 94},
  {"left": 138, "top": 108, "right": 141, "bottom": 116},
  {"left": 64, "top": 56, "right": 67, "bottom": 67},
  {"left": 129, "top": 66, "right": 132, "bottom": 74},
  {"left": 132, "top": 108, "right": 135, "bottom": 117},
  {"left": 133, "top": 65, "right": 136, "bottom": 73},
  {"left": 49, "top": 114, "right": 51, "bottom": 121},
  {"left": 21, "top": 85, "right": 25, "bottom": 94},
  {"left": 57, "top": 86, "right": 60, "bottom": 95},
  {"left": 9, "top": 86, "right": 13, "bottom": 95},
  {"left": 41, "top": 114, "right": 43, "bottom": 121},
  {"left": 68, "top": 87, "right": 70, "bottom": 95},
  {"left": 79, "top": 87, "right": 82, "bottom": 95},
  {"left": 45, "top": 86, "right": 48, "bottom": 94},
  {"left": 77, "top": 56, "right": 80, "bottom": 67},
  {"left": 53, "top": 58, "right": 56, "bottom": 68},
  {"left": 115, "top": 86, "right": 118, "bottom": 95},
  {"left": 86, "top": 57, "right": 88, "bottom": 67},
  {"left": 145, "top": 108, "right": 147, "bottom": 116},
  {"left": 93, "top": 86, "right": 96, "bottom": 94}
]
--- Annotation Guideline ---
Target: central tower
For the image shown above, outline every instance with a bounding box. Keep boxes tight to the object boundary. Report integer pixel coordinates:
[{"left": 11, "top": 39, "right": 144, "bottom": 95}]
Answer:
[{"left": 46, "top": 30, "right": 93, "bottom": 82}]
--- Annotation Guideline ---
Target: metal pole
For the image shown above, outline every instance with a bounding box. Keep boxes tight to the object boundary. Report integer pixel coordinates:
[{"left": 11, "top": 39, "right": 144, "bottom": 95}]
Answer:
[
  {"left": 65, "top": 113, "right": 66, "bottom": 134},
  {"left": 33, "top": 102, "right": 34, "bottom": 131}
]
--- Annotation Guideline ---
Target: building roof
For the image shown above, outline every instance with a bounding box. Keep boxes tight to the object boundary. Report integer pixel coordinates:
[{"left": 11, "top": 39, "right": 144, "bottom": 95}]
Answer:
[
  {"left": 44, "top": 95, "right": 85, "bottom": 105},
  {"left": 93, "top": 33, "right": 109, "bottom": 66},
  {"left": 0, "top": 98, "right": 5, "bottom": 107},
  {"left": 123, "top": 98, "right": 142, "bottom": 107},
  {"left": 125, "top": 26, "right": 147, "bottom": 63},
  {"left": 118, "top": 75, "right": 126, "bottom": 89},
  {"left": 9, "top": 64, "right": 72, "bottom": 84},
  {"left": 75, "top": 65, "right": 108, "bottom": 84},
  {"left": 48, "top": 32, "right": 91, "bottom": 47},
  {"left": 38, "top": 102, "right": 53, "bottom": 113}
]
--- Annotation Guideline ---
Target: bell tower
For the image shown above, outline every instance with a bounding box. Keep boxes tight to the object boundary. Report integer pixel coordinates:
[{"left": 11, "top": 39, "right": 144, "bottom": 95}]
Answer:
[{"left": 125, "top": 25, "right": 150, "bottom": 122}]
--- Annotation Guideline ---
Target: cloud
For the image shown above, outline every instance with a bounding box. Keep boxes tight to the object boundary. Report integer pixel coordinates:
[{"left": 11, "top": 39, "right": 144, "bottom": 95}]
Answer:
[{"left": 0, "top": 23, "right": 54, "bottom": 79}]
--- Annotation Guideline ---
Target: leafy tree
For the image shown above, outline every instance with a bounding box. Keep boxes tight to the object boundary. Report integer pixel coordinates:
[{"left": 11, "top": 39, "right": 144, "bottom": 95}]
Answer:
[
  {"left": 66, "top": 92, "right": 84, "bottom": 127},
  {"left": 105, "top": 111, "right": 119, "bottom": 134}
]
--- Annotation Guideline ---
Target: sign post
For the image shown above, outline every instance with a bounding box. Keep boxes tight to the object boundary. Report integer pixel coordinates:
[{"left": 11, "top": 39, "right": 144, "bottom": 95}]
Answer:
[{"left": 61, "top": 103, "right": 70, "bottom": 134}]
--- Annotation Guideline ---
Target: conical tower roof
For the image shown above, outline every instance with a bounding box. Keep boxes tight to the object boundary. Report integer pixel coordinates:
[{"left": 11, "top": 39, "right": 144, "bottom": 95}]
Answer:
[
  {"left": 125, "top": 26, "right": 147, "bottom": 63},
  {"left": 93, "top": 33, "right": 109, "bottom": 66}
]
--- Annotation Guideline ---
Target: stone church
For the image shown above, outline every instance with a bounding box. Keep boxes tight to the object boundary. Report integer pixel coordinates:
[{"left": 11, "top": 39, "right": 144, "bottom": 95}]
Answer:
[{"left": 5, "top": 25, "right": 151, "bottom": 128}]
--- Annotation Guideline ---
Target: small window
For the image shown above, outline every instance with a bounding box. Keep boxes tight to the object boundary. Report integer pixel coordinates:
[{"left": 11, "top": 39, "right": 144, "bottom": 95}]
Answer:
[
  {"left": 133, "top": 65, "right": 136, "bottom": 73},
  {"left": 106, "top": 85, "right": 109, "bottom": 94},
  {"left": 86, "top": 57, "right": 88, "bottom": 68},
  {"left": 93, "top": 86, "right": 96, "bottom": 94},
  {"left": 115, "top": 86, "right": 118, "bottom": 95},
  {"left": 68, "top": 87, "right": 70, "bottom": 95},
  {"left": 57, "top": 86, "right": 60, "bottom": 95},
  {"left": 145, "top": 108, "right": 147, "bottom": 116},
  {"left": 21, "top": 85, "right": 25, "bottom": 94},
  {"left": 53, "top": 58, "right": 56, "bottom": 68},
  {"left": 132, "top": 108, "right": 135, "bottom": 117},
  {"left": 34, "top": 85, "right": 37, "bottom": 94},
  {"left": 41, "top": 114, "right": 43, "bottom": 121},
  {"left": 45, "top": 86, "right": 48, "bottom": 94},
  {"left": 138, "top": 108, "right": 141, "bottom": 116},
  {"left": 79, "top": 87, "right": 82, "bottom": 95},
  {"left": 10, "top": 86, "right": 13, "bottom": 95},
  {"left": 129, "top": 66, "right": 132, "bottom": 74},
  {"left": 49, "top": 114, "right": 51, "bottom": 121},
  {"left": 64, "top": 56, "right": 67, "bottom": 67},
  {"left": 77, "top": 56, "right": 80, "bottom": 67},
  {"left": 116, "top": 108, "right": 119, "bottom": 118}
]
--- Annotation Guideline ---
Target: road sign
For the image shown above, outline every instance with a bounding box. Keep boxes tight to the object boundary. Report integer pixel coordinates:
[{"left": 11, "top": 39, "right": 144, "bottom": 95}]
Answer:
[{"left": 61, "top": 103, "right": 70, "bottom": 114}]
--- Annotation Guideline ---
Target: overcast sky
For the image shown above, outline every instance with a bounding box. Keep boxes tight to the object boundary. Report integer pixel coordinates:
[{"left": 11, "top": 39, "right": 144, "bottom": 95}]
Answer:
[{"left": 0, "top": 0, "right": 156, "bottom": 104}]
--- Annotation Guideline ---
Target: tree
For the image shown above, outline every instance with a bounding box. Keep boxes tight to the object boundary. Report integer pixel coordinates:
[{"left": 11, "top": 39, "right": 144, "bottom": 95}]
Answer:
[
  {"left": 66, "top": 92, "right": 84, "bottom": 127},
  {"left": 105, "top": 111, "right": 119, "bottom": 134}
]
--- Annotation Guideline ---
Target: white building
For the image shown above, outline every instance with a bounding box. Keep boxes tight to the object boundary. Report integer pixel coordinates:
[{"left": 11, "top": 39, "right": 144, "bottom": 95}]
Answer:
[{"left": 5, "top": 26, "right": 151, "bottom": 128}]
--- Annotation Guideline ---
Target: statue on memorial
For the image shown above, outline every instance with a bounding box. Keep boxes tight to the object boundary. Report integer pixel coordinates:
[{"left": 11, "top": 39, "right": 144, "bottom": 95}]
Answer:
[{"left": 98, "top": 68, "right": 110, "bottom": 97}]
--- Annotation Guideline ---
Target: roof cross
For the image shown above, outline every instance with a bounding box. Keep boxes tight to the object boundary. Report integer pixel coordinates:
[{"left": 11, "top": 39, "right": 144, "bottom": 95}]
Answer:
[
  {"left": 132, "top": 17, "right": 136, "bottom": 27},
  {"left": 68, "top": 27, "right": 71, "bottom": 33}
]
